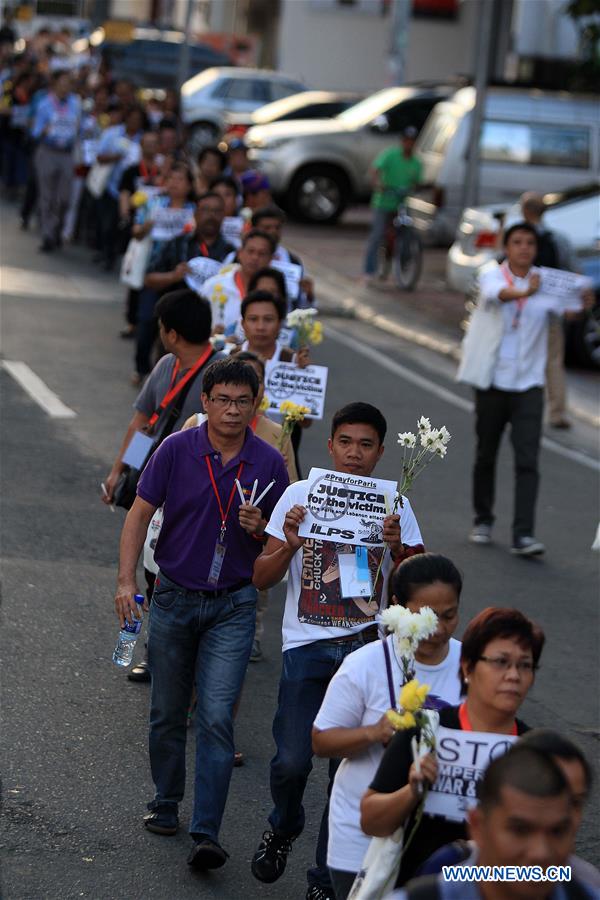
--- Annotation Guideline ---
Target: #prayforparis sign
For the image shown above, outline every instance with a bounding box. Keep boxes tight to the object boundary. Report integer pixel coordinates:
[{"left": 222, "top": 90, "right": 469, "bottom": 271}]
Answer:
[
  {"left": 298, "top": 468, "right": 397, "bottom": 545},
  {"left": 185, "top": 256, "right": 222, "bottom": 293},
  {"left": 424, "top": 727, "right": 518, "bottom": 822},
  {"left": 264, "top": 362, "right": 328, "bottom": 420}
]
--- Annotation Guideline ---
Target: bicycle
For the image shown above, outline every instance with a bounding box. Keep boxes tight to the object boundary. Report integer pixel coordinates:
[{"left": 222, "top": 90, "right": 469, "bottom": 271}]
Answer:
[{"left": 377, "top": 201, "right": 423, "bottom": 291}]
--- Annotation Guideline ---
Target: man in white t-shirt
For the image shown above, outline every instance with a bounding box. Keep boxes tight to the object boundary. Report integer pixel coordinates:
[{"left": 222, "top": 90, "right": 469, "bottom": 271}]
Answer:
[
  {"left": 249, "top": 403, "right": 425, "bottom": 900},
  {"left": 312, "top": 553, "right": 463, "bottom": 899},
  {"left": 460, "top": 222, "right": 586, "bottom": 556},
  {"left": 201, "top": 229, "right": 274, "bottom": 340}
]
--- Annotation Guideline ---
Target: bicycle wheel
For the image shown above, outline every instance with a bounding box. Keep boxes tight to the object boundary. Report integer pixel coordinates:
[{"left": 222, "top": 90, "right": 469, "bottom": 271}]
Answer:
[{"left": 394, "top": 227, "right": 423, "bottom": 291}]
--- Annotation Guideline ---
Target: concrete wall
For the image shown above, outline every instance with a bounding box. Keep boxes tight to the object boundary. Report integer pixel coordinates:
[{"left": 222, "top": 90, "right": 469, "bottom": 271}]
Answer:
[{"left": 406, "top": 0, "right": 478, "bottom": 81}]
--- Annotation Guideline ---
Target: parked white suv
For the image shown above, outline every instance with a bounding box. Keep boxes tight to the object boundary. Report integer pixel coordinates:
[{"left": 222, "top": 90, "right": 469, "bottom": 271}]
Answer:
[{"left": 180, "top": 67, "right": 305, "bottom": 151}]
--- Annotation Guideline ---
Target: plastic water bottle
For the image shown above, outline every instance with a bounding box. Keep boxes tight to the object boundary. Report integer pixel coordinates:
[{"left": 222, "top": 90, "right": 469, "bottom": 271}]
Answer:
[{"left": 112, "top": 594, "right": 145, "bottom": 667}]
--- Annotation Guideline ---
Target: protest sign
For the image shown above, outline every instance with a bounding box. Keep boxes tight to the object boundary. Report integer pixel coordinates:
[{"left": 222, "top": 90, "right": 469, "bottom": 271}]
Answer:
[
  {"left": 222, "top": 216, "right": 244, "bottom": 248},
  {"left": 151, "top": 207, "right": 195, "bottom": 241},
  {"left": 272, "top": 260, "right": 302, "bottom": 299},
  {"left": 298, "top": 467, "right": 397, "bottom": 546},
  {"left": 539, "top": 266, "right": 591, "bottom": 310},
  {"left": 264, "top": 362, "right": 328, "bottom": 420},
  {"left": 185, "top": 256, "right": 222, "bottom": 294},
  {"left": 424, "top": 727, "right": 518, "bottom": 822}
]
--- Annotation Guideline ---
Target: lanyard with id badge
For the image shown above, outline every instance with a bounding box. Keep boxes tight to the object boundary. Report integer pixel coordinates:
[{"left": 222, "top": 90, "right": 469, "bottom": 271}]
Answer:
[
  {"left": 205, "top": 459, "right": 244, "bottom": 585},
  {"left": 338, "top": 546, "right": 373, "bottom": 599}
]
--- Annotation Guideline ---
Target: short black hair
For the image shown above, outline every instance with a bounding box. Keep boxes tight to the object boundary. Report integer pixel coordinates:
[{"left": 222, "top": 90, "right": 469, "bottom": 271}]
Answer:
[
  {"left": 503, "top": 221, "right": 539, "bottom": 246},
  {"left": 155, "top": 289, "right": 212, "bottom": 344},
  {"left": 247, "top": 266, "right": 287, "bottom": 301},
  {"left": 518, "top": 729, "right": 593, "bottom": 793},
  {"left": 236, "top": 350, "right": 265, "bottom": 378},
  {"left": 241, "top": 289, "right": 287, "bottom": 322},
  {"left": 251, "top": 205, "right": 286, "bottom": 227},
  {"left": 196, "top": 190, "right": 224, "bottom": 206},
  {"left": 126, "top": 105, "right": 149, "bottom": 131},
  {"left": 478, "top": 745, "right": 569, "bottom": 812},
  {"left": 392, "top": 554, "right": 462, "bottom": 607},
  {"left": 202, "top": 357, "right": 259, "bottom": 398},
  {"left": 197, "top": 145, "right": 227, "bottom": 170},
  {"left": 241, "top": 228, "right": 276, "bottom": 255},
  {"left": 461, "top": 607, "right": 545, "bottom": 675},
  {"left": 331, "top": 403, "right": 387, "bottom": 445},
  {"left": 210, "top": 175, "right": 239, "bottom": 195}
]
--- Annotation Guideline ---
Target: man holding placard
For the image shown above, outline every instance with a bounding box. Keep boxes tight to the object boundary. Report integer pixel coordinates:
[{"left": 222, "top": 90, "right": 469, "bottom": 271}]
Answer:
[
  {"left": 144, "top": 192, "right": 235, "bottom": 297},
  {"left": 201, "top": 229, "right": 275, "bottom": 340},
  {"left": 250, "top": 403, "right": 423, "bottom": 900}
]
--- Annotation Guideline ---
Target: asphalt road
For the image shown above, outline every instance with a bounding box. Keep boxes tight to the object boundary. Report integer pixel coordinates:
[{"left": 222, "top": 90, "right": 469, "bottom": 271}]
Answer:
[{"left": 1, "top": 212, "right": 599, "bottom": 900}]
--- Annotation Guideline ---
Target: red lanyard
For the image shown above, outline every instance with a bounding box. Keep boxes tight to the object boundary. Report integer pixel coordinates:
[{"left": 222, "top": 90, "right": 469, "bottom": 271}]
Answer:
[
  {"left": 198, "top": 240, "right": 209, "bottom": 257},
  {"left": 458, "top": 702, "right": 518, "bottom": 736},
  {"left": 502, "top": 264, "right": 528, "bottom": 330},
  {"left": 139, "top": 159, "right": 158, "bottom": 182},
  {"left": 205, "top": 459, "right": 244, "bottom": 541},
  {"left": 250, "top": 416, "right": 258, "bottom": 432},
  {"left": 147, "top": 346, "right": 213, "bottom": 429},
  {"left": 234, "top": 271, "right": 246, "bottom": 299}
]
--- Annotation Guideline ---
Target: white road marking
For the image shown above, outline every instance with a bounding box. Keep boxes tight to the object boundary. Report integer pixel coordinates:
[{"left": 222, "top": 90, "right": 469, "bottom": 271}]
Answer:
[
  {"left": 326, "top": 324, "right": 600, "bottom": 473},
  {"left": 2, "top": 360, "right": 77, "bottom": 418}
]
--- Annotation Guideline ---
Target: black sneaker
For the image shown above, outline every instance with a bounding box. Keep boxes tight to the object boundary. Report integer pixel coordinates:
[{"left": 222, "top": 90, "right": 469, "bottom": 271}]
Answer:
[
  {"left": 143, "top": 805, "right": 178, "bottom": 836},
  {"left": 306, "top": 886, "right": 336, "bottom": 900},
  {"left": 187, "top": 836, "right": 229, "bottom": 870},
  {"left": 511, "top": 536, "right": 545, "bottom": 557},
  {"left": 251, "top": 830, "right": 294, "bottom": 883}
]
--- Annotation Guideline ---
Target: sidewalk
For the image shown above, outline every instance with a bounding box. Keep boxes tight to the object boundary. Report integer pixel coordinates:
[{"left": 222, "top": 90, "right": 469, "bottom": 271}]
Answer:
[{"left": 286, "top": 208, "right": 600, "bottom": 429}]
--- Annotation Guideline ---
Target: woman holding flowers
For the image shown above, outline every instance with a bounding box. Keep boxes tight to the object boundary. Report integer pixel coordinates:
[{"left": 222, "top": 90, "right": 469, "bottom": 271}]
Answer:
[
  {"left": 361, "top": 606, "right": 544, "bottom": 887},
  {"left": 312, "top": 554, "right": 463, "bottom": 900}
]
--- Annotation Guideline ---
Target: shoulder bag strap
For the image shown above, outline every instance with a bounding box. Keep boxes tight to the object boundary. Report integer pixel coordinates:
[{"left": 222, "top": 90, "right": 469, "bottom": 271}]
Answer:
[{"left": 382, "top": 637, "right": 397, "bottom": 710}]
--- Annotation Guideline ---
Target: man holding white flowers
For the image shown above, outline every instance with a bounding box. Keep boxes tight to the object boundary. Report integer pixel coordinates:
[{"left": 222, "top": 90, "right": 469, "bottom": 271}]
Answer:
[{"left": 249, "top": 402, "right": 424, "bottom": 900}]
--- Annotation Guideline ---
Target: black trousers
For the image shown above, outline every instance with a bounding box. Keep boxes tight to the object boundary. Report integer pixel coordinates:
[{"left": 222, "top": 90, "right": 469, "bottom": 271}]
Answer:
[{"left": 473, "top": 386, "right": 543, "bottom": 540}]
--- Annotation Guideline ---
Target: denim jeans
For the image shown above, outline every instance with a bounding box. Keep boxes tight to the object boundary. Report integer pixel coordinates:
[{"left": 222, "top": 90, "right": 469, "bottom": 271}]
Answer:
[
  {"left": 363, "top": 208, "right": 393, "bottom": 275},
  {"left": 147, "top": 571, "right": 256, "bottom": 841},
  {"left": 269, "top": 633, "right": 374, "bottom": 889}
]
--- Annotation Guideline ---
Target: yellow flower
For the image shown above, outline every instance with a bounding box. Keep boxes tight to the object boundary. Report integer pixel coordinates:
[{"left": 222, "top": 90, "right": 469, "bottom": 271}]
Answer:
[
  {"left": 386, "top": 709, "right": 416, "bottom": 730},
  {"left": 399, "top": 678, "right": 430, "bottom": 713},
  {"left": 259, "top": 396, "right": 270, "bottom": 412},
  {"left": 131, "top": 190, "right": 148, "bottom": 208},
  {"left": 279, "top": 401, "right": 310, "bottom": 421},
  {"left": 310, "top": 321, "right": 323, "bottom": 345}
]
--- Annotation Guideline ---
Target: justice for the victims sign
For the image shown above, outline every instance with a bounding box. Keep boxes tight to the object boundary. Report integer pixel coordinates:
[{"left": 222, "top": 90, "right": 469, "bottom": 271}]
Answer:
[
  {"left": 424, "top": 727, "right": 518, "bottom": 822},
  {"left": 264, "top": 362, "right": 328, "bottom": 420},
  {"left": 297, "top": 468, "right": 397, "bottom": 545}
]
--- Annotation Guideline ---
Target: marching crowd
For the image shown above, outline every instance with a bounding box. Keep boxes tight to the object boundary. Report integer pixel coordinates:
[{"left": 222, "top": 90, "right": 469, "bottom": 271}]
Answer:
[{"left": 2, "top": 35, "right": 598, "bottom": 900}]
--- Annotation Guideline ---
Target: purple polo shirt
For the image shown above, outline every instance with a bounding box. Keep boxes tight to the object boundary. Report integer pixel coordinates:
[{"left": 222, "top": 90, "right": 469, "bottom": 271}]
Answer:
[{"left": 137, "top": 422, "right": 289, "bottom": 590}]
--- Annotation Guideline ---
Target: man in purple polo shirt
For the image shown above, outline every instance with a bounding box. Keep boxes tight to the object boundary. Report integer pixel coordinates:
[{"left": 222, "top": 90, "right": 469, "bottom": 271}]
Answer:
[{"left": 114, "top": 357, "right": 289, "bottom": 872}]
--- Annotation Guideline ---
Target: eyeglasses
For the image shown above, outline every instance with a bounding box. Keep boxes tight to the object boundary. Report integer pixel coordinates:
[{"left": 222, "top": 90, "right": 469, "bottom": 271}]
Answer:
[
  {"left": 208, "top": 395, "right": 254, "bottom": 410},
  {"left": 478, "top": 655, "right": 537, "bottom": 674}
]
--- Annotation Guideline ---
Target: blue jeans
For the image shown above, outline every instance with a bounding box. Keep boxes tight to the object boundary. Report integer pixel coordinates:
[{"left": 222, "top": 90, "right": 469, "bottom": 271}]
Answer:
[
  {"left": 269, "top": 633, "right": 374, "bottom": 889},
  {"left": 363, "top": 208, "right": 393, "bottom": 275},
  {"left": 147, "top": 571, "right": 256, "bottom": 841}
]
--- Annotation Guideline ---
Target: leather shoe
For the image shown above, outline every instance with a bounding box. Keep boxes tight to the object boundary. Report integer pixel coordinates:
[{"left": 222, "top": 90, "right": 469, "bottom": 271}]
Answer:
[
  {"left": 143, "top": 807, "right": 178, "bottom": 836},
  {"left": 188, "top": 836, "right": 229, "bottom": 869},
  {"left": 128, "top": 661, "right": 151, "bottom": 682}
]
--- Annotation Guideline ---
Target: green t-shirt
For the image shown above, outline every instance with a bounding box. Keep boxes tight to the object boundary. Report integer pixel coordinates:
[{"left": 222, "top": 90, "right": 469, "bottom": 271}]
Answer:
[{"left": 371, "top": 146, "right": 422, "bottom": 211}]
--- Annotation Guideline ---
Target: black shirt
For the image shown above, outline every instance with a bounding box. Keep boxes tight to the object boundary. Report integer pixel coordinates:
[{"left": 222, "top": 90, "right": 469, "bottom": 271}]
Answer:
[
  {"left": 148, "top": 231, "right": 236, "bottom": 294},
  {"left": 369, "top": 705, "right": 529, "bottom": 886}
]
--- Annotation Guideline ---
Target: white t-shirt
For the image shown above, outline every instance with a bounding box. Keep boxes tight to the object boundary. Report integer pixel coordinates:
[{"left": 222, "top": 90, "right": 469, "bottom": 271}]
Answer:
[
  {"left": 314, "top": 634, "right": 462, "bottom": 872},
  {"left": 265, "top": 481, "right": 423, "bottom": 652}
]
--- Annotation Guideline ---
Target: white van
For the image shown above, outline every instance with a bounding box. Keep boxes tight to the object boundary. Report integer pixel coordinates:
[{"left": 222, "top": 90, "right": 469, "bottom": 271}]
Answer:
[{"left": 406, "top": 86, "right": 600, "bottom": 245}]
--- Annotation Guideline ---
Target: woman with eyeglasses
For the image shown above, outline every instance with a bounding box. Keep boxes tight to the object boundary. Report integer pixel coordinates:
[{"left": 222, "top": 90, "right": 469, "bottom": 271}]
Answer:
[{"left": 360, "top": 607, "right": 544, "bottom": 887}]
